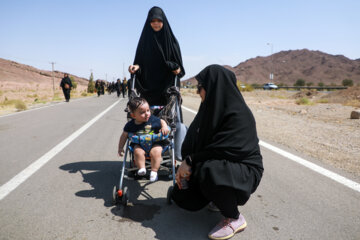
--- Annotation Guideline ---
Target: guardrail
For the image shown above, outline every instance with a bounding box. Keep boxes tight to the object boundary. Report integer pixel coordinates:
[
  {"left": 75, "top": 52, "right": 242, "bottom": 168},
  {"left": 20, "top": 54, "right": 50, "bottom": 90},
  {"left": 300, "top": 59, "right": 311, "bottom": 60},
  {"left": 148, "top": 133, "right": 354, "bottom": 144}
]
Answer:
[{"left": 255, "top": 86, "right": 348, "bottom": 91}]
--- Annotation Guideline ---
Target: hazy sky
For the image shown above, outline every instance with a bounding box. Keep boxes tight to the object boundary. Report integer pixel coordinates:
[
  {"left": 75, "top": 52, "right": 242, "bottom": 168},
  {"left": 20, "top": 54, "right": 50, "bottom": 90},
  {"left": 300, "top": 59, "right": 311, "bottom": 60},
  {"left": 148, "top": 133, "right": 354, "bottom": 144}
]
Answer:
[{"left": 1, "top": 0, "right": 359, "bottom": 81}]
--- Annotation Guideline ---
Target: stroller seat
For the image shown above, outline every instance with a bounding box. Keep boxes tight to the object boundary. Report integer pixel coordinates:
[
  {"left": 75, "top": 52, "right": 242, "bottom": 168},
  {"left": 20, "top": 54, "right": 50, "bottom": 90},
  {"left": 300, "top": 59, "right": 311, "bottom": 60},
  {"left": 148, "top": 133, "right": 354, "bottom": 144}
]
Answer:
[{"left": 128, "top": 126, "right": 171, "bottom": 155}]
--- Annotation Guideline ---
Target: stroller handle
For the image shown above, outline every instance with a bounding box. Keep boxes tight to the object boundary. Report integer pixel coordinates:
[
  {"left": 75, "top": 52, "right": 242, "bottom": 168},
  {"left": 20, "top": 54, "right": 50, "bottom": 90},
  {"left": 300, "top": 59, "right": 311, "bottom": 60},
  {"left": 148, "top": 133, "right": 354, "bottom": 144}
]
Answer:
[{"left": 130, "top": 73, "right": 180, "bottom": 92}]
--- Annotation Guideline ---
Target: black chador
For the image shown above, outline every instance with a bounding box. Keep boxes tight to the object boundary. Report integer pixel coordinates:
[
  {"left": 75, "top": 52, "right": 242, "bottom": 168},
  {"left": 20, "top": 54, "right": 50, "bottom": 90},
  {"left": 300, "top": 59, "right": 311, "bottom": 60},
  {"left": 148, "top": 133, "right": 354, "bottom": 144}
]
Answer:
[
  {"left": 178, "top": 65, "right": 264, "bottom": 208},
  {"left": 60, "top": 74, "right": 72, "bottom": 102},
  {"left": 133, "top": 6, "right": 185, "bottom": 106}
]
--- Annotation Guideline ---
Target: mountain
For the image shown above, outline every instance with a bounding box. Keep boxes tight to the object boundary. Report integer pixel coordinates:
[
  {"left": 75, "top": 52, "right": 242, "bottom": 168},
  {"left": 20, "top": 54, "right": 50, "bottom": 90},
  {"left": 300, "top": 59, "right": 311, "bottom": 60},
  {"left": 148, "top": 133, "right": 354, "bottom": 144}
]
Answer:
[
  {"left": 182, "top": 49, "right": 360, "bottom": 86},
  {"left": 0, "top": 58, "right": 89, "bottom": 90}
]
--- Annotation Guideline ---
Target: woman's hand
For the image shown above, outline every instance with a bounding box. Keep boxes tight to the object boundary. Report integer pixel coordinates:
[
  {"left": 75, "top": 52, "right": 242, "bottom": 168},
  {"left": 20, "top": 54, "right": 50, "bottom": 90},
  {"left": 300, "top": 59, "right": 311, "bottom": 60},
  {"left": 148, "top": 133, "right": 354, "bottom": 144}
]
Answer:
[
  {"left": 128, "top": 65, "right": 140, "bottom": 74},
  {"left": 160, "top": 126, "right": 169, "bottom": 136},
  {"left": 175, "top": 161, "right": 192, "bottom": 189},
  {"left": 118, "top": 148, "right": 124, "bottom": 157},
  {"left": 172, "top": 67, "right": 181, "bottom": 75}
]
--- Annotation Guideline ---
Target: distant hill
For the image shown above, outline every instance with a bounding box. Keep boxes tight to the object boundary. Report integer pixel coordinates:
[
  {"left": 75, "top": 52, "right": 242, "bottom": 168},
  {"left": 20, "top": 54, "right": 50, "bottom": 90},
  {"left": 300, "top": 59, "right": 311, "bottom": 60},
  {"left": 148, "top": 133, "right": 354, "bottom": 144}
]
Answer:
[
  {"left": 182, "top": 49, "right": 360, "bottom": 86},
  {"left": 0, "top": 58, "right": 89, "bottom": 90}
]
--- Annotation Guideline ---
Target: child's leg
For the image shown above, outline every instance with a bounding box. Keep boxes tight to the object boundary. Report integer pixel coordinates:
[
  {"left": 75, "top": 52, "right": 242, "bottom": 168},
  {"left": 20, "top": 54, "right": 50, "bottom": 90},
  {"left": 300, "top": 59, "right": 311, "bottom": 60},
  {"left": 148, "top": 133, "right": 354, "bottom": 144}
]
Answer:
[
  {"left": 149, "top": 145, "right": 163, "bottom": 172},
  {"left": 133, "top": 145, "right": 146, "bottom": 169}
]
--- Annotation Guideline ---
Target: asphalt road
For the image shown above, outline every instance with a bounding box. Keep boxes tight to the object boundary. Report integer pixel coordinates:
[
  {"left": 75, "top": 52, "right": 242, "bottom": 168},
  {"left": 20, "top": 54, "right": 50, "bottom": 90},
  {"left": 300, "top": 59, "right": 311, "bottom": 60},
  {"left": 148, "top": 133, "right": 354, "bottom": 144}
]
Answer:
[{"left": 0, "top": 94, "right": 359, "bottom": 240}]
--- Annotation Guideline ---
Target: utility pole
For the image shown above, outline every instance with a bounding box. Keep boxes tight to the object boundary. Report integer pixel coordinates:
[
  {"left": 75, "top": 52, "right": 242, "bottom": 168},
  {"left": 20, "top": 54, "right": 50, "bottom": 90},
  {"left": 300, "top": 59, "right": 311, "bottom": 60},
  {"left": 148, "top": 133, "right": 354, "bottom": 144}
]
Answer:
[
  {"left": 123, "top": 62, "right": 125, "bottom": 79},
  {"left": 50, "top": 62, "right": 56, "bottom": 93},
  {"left": 267, "top": 43, "right": 274, "bottom": 82}
]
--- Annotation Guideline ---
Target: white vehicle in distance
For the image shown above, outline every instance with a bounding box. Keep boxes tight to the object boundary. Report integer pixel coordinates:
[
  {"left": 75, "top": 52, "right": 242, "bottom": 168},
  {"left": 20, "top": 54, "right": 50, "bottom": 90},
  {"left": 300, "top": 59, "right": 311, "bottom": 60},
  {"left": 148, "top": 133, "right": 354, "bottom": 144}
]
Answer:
[{"left": 263, "top": 83, "right": 278, "bottom": 90}]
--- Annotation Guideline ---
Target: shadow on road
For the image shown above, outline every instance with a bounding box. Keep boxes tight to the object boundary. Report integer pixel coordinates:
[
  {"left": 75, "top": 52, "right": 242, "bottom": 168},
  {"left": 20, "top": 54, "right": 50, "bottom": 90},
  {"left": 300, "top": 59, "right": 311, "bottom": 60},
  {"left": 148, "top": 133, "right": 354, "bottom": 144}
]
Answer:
[{"left": 60, "top": 161, "right": 220, "bottom": 239}]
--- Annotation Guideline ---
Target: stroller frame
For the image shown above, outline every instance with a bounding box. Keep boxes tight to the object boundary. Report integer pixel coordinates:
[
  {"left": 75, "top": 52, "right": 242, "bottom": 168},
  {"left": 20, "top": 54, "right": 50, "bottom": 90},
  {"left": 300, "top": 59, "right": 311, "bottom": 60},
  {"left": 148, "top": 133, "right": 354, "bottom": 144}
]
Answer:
[{"left": 112, "top": 74, "right": 180, "bottom": 206}]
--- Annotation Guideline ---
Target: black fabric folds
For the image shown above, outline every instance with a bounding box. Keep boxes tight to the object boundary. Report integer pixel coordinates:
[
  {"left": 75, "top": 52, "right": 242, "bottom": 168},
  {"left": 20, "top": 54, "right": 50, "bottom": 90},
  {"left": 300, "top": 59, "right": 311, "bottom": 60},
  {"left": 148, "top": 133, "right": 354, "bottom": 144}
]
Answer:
[
  {"left": 181, "top": 65, "right": 263, "bottom": 194},
  {"left": 133, "top": 6, "right": 185, "bottom": 106}
]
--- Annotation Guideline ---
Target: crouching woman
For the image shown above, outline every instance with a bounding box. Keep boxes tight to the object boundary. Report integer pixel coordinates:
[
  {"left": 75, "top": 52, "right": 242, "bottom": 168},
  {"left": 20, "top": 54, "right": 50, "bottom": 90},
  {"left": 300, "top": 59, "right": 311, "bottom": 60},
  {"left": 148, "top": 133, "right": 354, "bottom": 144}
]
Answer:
[{"left": 171, "top": 65, "right": 264, "bottom": 240}]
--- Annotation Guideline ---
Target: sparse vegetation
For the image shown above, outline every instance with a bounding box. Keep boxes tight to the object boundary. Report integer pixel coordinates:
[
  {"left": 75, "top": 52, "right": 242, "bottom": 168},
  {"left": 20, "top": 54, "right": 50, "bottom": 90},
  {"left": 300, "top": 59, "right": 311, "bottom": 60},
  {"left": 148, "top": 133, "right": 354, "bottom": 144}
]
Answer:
[
  {"left": 87, "top": 73, "right": 95, "bottom": 93},
  {"left": 251, "top": 83, "right": 261, "bottom": 89},
  {"left": 294, "top": 79, "right": 306, "bottom": 86},
  {"left": 316, "top": 98, "right": 329, "bottom": 104},
  {"left": 342, "top": 79, "right": 353, "bottom": 87},
  {"left": 1, "top": 98, "right": 27, "bottom": 110},
  {"left": 70, "top": 76, "right": 78, "bottom": 89},
  {"left": 344, "top": 100, "right": 360, "bottom": 108},
  {"left": 296, "top": 97, "right": 314, "bottom": 105},
  {"left": 52, "top": 94, "right": 62, "bottom": 101},
  {"left": 15, "top": 100, "right": 27, "bottom": 111}
]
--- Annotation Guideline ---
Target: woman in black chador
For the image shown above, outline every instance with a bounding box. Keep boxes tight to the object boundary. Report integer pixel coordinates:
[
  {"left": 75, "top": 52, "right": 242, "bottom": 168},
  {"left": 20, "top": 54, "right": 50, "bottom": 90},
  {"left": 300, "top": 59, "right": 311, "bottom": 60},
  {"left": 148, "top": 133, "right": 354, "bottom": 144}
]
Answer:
[
  {"left": 128, "top": 6, "right": 185, "bottom": 106},
  {"left": 172, "top": 65, "right": 264, "bottom": 240},
  {"left": 60, "top": 73, "right": 72, "bottom": 102}
]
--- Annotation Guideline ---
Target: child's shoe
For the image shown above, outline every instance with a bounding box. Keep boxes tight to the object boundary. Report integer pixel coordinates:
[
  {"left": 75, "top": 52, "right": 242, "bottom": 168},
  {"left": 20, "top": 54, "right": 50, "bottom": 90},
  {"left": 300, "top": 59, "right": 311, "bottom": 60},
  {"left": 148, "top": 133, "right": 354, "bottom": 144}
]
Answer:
[
  {"left": 137, "top": 168, "right": 146, "bottom": 176},
  {"left": 149, "top": 171, "right": 158, "bottom": 182},
  {"left": 208, "top": 214, "right": 247, "bottom": 240}
]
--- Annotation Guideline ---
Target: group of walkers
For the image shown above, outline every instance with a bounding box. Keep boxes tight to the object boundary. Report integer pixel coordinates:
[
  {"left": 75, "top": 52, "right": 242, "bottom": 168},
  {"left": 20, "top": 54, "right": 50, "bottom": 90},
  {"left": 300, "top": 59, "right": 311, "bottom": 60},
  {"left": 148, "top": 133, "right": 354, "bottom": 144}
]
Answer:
[
  {"left": 107, "top": 79, "right": 129, "bottom": 98},
  {"left": 96, "top": 79, "right": 129, "bottom": 98},
  {"left": 59, "top": 75, "right": 129, "bottom": 102}
]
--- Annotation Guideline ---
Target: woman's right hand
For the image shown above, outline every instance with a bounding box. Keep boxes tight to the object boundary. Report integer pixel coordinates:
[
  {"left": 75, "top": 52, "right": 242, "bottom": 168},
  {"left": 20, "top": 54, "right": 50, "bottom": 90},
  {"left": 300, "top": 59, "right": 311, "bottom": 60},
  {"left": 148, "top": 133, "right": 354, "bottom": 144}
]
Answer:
[
  {"left": 118, "top": 148, "right": 124, "bottom": 157},
  {"left": 128, "top": 65, "right": 139, "bottom": 74},
  {"left": 175, "top": 161, "right": 192, "bottom": 189}
]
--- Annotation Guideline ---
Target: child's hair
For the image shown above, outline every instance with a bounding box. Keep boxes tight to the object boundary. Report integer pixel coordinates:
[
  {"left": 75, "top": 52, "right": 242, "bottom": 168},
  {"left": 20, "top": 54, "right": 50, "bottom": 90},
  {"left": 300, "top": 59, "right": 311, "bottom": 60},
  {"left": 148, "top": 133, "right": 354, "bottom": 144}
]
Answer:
[{"left": 128, "top": 97, "right": 148, "bottom": 113}]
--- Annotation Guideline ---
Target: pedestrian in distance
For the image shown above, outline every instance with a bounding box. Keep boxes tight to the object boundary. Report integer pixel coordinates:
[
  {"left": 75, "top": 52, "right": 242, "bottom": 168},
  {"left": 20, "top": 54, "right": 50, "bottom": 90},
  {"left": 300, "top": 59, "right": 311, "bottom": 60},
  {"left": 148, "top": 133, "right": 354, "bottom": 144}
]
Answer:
[
  {"left": 116, "top": 78, "right": 122, "bottom": 98},
  {"left": 171, "top": 65, "right": 264, "bottom": 240},
  {"left": 122, "top": 78, "right": 127, "bottom": 98},
  {"left": 95, "top": 80, "right": 101, "bottom": 97},
  {"left": 60, "top": 73, "right": 72, "bottom": 102}
]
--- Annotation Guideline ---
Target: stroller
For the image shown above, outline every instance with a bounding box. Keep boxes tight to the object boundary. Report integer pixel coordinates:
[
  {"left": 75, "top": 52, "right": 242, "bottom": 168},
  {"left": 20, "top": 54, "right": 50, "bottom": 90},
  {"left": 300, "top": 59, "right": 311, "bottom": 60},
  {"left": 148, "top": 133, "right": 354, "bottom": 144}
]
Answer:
[{"left": 112, "top": 74, "right": 182, "bottom": 206}]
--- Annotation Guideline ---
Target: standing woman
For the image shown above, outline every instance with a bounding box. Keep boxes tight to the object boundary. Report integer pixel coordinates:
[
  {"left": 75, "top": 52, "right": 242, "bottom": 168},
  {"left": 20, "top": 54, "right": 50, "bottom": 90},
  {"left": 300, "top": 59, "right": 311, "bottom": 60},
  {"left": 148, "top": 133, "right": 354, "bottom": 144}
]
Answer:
[
  {"left": 172, "top": 65, "right": 264, "bottom": 240},
  {"left": 128, "top": 6, "right": 185, "bottom": 106}
]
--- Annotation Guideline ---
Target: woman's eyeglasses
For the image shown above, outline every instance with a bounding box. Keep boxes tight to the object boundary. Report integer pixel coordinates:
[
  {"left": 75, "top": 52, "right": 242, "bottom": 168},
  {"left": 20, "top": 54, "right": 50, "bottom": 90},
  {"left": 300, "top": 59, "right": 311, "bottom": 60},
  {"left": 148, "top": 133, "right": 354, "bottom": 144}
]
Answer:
[{"left": 197, "top": 84, "right": 203, "bottom": 92}]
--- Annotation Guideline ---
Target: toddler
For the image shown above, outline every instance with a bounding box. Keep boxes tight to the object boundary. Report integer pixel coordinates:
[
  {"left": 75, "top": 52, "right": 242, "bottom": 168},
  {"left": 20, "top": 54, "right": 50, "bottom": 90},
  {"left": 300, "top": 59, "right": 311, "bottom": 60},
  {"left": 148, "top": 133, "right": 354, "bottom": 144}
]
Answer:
[{"left": 118, "top": 97, "right": 169, "bottom": 182}]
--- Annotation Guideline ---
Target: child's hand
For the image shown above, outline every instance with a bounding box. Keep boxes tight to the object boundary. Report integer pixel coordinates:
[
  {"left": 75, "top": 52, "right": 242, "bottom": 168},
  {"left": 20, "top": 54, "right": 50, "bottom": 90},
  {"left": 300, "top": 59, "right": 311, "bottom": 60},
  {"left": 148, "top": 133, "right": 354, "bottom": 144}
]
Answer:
[
  {"left": 161, "top": 126, "right": 169, "bottom": 136},
  {"left": 118, "top": 148, "right": 124, "bottom": 157}
]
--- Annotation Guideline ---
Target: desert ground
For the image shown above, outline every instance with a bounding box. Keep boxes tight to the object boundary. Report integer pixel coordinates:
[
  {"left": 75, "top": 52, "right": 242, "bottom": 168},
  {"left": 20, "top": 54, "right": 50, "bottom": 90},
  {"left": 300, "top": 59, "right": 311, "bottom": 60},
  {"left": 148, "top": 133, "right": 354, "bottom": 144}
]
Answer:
[
  {"left": 181, "top": 88, "right": 360, "bottom": 177},
  {"left": 0, "top": 85, "right": 91, "bottom": 115}
]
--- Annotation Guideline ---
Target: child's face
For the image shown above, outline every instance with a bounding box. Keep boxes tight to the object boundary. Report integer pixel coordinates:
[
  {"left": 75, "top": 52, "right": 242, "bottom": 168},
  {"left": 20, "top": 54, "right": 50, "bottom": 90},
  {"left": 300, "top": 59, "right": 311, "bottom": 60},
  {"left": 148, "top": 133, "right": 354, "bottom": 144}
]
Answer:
[
  {"left": 150, "top": 18, "right": 163, "bottom": 32},
  {"left": 131, "top": 102, "right": 151, "bottom": 123}
]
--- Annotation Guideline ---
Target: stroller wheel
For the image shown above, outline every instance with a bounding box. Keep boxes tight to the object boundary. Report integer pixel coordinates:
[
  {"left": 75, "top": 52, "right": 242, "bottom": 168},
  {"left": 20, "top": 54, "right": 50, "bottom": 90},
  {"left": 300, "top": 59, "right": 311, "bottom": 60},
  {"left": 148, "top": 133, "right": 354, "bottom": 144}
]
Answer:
[
  {"left": 121, "top": 186, "right": 130, "bottom": 206},
  {"left": 166, "top": 186, "right": 174, "bottom": 205},
  {"left": 112, "top": 185, "right": 119, "bottom": 205}
]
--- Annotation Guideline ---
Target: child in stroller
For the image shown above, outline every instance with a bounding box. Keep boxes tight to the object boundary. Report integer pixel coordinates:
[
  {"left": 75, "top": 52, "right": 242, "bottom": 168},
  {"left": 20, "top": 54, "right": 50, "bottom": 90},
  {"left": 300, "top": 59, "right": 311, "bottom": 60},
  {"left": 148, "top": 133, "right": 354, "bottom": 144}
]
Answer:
[{"left": 117, "top": 97, "right": 169, "bottom": 182}]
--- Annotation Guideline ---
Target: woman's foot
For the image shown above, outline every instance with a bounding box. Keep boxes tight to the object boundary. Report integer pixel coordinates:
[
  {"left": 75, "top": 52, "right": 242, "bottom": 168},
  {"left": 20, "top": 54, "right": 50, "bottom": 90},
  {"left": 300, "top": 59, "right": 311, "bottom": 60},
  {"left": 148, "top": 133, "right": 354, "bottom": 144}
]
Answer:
[
  {"left": 149, "top": 171, "right": 158, "bottom": 182},
  {"left": 208, "top": 214, "right": 247, "bottom": 240},
  {"left": 137, "top": 168, "right": 146, "bottom": 176}
]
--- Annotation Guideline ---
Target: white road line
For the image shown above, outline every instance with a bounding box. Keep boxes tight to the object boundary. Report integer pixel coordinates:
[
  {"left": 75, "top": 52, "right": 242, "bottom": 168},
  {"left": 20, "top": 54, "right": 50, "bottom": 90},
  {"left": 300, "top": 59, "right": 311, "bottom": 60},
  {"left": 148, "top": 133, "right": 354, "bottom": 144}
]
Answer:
[
  {"left": 0, "top": 99, "right": 121, "bottom": 201},
  {"left": 182, "top": 106, "right": 360, "bottom": 193}
]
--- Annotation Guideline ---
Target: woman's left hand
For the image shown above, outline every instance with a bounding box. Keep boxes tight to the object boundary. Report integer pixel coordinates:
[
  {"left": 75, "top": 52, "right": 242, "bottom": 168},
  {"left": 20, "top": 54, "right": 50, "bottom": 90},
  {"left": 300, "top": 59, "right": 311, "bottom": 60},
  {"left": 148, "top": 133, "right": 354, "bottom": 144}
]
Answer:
[
  {"left": 161, "top": 126, "right": 169, "bottom": 136},
  {"left": 175, "top": 161, "right": 192, "bottom": 189},
  {"left": 172, "top": 68, "right": 181, "bottom": 75}
]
